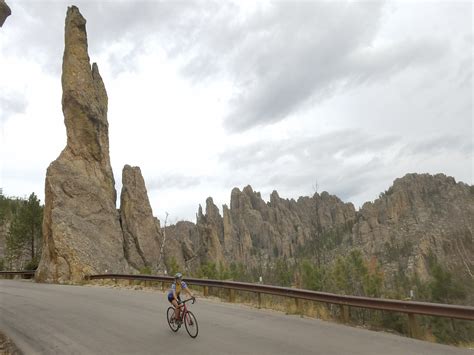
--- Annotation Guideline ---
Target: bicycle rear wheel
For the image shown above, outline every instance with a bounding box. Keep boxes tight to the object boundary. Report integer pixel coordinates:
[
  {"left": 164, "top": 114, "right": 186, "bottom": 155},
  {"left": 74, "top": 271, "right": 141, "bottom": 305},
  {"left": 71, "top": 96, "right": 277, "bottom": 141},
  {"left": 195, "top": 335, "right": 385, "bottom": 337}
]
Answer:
[
  {"left": 167, "top": 307, "right": 179, "bottom": 332},
  {"left": 184, "top": 311, "right": 199, "bottom": 338}
]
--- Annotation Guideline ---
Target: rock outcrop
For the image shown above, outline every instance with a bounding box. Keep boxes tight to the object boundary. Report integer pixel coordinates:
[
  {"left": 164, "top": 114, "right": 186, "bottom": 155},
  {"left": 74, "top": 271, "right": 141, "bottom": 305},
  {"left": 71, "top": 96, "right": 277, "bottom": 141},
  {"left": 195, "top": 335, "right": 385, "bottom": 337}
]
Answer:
[
  {"left": 0, "top": 0, "right": 11, "bottom": 27},
  {"left": 166, "top": 174, "right": 473, "bottom": 290},
  {"left": 36, "top": 7, "right": 129, "bottom": 282},
  {"left": 353, "top": 173, "right": 474, "bottom": 281},
  {"left": 163, "top": 221, "right": 198, "bottom": 272},
  {"left": 120, "top": 165, "right": 161, "bottom": 270}
]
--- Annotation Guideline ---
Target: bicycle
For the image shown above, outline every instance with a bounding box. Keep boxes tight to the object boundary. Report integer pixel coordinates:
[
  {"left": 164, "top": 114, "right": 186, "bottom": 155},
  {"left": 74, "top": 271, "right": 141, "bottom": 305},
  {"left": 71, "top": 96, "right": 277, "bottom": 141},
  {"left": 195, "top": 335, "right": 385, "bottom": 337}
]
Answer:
[{"left": 167, "top": 298, "right": 199, "bottom": 338}]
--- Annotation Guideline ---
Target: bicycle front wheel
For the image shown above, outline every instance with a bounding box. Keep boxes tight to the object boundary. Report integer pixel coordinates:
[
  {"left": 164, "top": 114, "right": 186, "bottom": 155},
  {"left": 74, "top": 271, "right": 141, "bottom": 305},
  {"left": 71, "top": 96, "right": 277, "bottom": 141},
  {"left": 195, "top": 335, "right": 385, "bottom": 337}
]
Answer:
[
  {"left": 167, "top": 307, "right": 179, "bottom": 332},
  {"left": 184, "top": 311, "right": 199, "bottom": 338}
]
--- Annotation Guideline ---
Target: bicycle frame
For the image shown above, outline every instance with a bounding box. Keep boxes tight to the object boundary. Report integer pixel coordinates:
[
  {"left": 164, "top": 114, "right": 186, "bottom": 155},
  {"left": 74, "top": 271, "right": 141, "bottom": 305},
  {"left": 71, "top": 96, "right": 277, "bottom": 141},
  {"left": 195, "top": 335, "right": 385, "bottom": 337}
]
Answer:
[{"left": 177, "top": 298, "right": 193, "bottom": 321}]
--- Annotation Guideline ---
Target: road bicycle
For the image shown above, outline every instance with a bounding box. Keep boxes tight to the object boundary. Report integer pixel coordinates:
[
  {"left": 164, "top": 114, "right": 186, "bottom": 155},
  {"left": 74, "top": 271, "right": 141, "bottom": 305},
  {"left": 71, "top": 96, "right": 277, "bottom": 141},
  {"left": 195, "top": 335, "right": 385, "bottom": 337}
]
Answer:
[{"left": 167, "top": 298, "right": 199, "bottom": 338}]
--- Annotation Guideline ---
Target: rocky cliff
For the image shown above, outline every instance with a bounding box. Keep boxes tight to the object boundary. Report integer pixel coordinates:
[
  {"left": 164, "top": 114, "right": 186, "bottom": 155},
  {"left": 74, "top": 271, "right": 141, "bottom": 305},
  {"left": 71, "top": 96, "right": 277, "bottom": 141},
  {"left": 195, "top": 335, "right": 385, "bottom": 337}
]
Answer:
[
  {"left": 165, "top": 174, "right": 473, "bottom": 288},
  {"left": 36, "top": 7, "right": 131, "bottom": 282},
  {"left": 353, "top": 174, "right": 474, "bottom": 282}
]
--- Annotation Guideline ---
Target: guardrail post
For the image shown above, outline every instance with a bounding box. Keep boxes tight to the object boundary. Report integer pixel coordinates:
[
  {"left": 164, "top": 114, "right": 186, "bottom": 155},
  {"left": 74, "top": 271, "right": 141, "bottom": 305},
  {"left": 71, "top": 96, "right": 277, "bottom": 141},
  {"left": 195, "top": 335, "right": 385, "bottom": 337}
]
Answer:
[
  {"left": 128, "top": 279, "right": 132, "bottom": 286},
  {"left": 257, "top": 292, "right": 262, "bottom": 309},
  {"left": 161, "top": 281, "right": 165, "bottom": 291},
  {"left": 294, "top": 298, "right": 303, "bottom": 317},
  {"left": 339, "top": 305, "right": 350, "bottom": 323},
  {"left": 229, "top": 289, "right": 235, "bottom": 303},
  {"left": 408, "top": 313, "right": 421, "bottom": 339},
  {"left": 203, "top": 286, "right": 209, "bottom": 297}
]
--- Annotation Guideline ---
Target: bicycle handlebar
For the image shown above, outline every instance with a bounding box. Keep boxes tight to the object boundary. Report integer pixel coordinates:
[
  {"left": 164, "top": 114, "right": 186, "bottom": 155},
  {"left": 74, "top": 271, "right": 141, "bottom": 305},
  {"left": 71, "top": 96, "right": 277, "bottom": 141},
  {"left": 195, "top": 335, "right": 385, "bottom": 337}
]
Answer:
[{"left": 182, "top": 297, "right": 196, "bottom": 305}]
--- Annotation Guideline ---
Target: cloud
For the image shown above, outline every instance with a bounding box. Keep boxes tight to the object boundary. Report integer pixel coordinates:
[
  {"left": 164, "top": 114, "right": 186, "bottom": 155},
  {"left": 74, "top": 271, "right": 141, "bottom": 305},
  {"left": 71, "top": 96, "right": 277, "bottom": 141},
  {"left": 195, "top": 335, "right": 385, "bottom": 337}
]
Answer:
[
  {"left": 217, "top": 130, "right": 472, "bottom": 208},
  {"left": 0, "top": 94, "right": 27, "bottom": 123},
  {"left": 218, "top": 130, "right": 398, "bottom": 170},
  {"left": 398, "top": 134, "right": 473, "bottom": 158},
  {"left": 5, "top": 1, "right": 463, "bottom": 133},
  {"left": 147, "top": 173, "right": 202, "bottom": 191}
]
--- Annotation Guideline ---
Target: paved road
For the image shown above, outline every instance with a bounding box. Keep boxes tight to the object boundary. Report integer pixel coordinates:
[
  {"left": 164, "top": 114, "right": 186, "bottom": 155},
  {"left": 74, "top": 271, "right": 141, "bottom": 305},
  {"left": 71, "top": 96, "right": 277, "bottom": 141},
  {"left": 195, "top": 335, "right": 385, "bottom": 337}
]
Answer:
[{"left": 0, "top": 280, "right": 471, "bottom": 354}]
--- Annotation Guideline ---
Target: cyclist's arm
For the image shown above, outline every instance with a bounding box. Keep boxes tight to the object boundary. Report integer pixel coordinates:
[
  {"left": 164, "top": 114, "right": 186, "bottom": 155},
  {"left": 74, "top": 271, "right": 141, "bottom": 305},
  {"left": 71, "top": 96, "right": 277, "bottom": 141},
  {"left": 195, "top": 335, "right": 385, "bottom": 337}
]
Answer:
[{"left": 184, "top": 286, "right": 194, "bottom": 298}]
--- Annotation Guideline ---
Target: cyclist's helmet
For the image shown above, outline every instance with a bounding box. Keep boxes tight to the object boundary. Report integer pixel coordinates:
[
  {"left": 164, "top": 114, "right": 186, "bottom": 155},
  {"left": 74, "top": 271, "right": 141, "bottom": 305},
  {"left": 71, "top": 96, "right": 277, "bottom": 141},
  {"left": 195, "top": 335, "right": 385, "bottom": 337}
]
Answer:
[{"left": 174, "top": 272, "right": 183, "bottom": 280}]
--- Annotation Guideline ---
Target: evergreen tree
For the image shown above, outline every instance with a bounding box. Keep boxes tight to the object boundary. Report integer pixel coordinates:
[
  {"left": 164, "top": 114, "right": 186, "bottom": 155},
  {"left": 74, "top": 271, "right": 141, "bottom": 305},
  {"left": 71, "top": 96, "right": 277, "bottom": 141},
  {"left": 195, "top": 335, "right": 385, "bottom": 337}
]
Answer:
[{"left": 6, "top": 193, "right": 43, "bottom": 269}]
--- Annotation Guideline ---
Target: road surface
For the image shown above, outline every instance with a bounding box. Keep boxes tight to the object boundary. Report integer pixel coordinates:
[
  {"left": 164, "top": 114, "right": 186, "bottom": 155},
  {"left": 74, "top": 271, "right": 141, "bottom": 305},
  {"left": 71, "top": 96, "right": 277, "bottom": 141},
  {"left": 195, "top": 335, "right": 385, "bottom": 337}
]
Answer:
[{"left": 0, "top": 279, "right": 471, "bottom": 354}]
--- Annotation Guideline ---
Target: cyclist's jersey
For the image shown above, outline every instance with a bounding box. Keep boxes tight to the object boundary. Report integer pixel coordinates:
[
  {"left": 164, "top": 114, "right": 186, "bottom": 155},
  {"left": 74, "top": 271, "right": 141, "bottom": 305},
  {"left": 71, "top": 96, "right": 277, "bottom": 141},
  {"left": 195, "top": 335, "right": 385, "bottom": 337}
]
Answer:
[{"left": 168, "top": 280, "right": 187, "bottom": 299}]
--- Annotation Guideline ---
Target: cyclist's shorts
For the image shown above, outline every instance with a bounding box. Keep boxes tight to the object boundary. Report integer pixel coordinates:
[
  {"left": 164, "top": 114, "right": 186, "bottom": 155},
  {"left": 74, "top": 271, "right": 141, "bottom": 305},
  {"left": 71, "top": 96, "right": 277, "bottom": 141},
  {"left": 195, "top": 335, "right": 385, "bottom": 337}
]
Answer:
[{"left": 168, "top": 294, "right": 181, "bottom": 303}]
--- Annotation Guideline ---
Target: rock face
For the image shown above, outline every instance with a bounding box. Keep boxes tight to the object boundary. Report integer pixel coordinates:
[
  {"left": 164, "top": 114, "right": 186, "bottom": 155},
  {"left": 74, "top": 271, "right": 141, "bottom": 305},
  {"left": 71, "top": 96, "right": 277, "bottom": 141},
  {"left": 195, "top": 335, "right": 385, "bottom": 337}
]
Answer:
[
  {"left": 163, "top": 221, "right": 198, "bottom": 272},
  {"left": 36, "top": 7, "right": 129, "bottom": 282},
  {"left": 120, "top": 165, "right": 161, "bottom": 270},
  {"left": 166, "top": 184, "right": 356, "bottom": 270},
  {"left": 0, "top": 0, "right": 11, "bottom": 27},
  {"left": 166, "top": 174, "right": 473, "bottom": 290},
  {"left": 353, "top": 173, "right": 474, "bottom": 282}
]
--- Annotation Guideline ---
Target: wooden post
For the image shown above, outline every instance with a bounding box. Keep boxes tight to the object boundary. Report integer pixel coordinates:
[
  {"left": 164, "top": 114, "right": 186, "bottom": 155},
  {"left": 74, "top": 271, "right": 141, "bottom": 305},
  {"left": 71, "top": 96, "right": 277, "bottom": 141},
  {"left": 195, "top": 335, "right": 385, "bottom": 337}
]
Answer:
[
  {"left": 161, "top": 281, "right": 165, "bottom": 291},
  {"left": 229, "top": 289, "right": 236, "bottom": 303},
  {"left": 408, "top": 313, "right": 421, "bottom": 339},
  {"left": 294, "top": 298, "right": 303, "bottom": 317},
  {"left": 257, "top": 292, "right": 262, "bottom": 309},
  {"left": 340, "top": 305, "right": 350, "bottom": 323},
  {"left": 203, "top": 286, "right": 209, "bottom": 297}
]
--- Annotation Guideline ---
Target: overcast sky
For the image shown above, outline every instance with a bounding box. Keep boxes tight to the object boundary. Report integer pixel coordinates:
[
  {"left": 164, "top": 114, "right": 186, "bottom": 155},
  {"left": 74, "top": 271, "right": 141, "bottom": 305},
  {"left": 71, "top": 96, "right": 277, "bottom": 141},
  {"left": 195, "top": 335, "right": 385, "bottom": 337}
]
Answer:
[{"left": 0, "top": 0, "right": 472, "bottom": 223}]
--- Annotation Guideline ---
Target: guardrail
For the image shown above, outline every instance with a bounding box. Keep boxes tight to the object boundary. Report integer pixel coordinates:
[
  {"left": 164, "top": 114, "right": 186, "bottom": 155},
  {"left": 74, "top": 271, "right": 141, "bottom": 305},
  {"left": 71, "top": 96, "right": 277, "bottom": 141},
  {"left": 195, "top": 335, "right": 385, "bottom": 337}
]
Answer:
[
  {"left": 3, "top": 271, "right": 472, "bottom": 339},
  {"left": 86, "top": 273, "right": 474, "bottom": 339},
  {"left": 0, "top": 270, "right": 36, "bottom": 278}
]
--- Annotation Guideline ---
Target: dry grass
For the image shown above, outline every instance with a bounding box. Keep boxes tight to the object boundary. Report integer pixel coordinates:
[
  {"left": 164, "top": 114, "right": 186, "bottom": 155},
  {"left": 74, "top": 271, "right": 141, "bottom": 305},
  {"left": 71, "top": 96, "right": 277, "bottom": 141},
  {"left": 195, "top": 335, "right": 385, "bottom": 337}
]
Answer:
[{"left": 0, "top": 331, "right": 23, "bottom": 355}]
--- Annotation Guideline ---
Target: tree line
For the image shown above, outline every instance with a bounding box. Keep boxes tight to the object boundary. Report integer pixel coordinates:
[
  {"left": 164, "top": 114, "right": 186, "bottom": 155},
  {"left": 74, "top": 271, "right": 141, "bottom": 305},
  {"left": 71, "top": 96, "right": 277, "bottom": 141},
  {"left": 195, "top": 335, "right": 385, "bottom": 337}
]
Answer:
[
  {"left": 192, "top": 250, "right": 473, "bottom": 345},
  {"left": 0, "top": 191, "right": 43, "bottom": 270}
]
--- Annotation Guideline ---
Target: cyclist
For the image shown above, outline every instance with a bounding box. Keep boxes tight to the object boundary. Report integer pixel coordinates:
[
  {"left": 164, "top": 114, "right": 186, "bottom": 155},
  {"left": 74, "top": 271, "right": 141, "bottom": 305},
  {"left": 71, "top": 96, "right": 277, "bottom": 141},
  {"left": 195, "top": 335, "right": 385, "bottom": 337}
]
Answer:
[{"left": 168, "top": 272, "right": 195, "bottom": 324}]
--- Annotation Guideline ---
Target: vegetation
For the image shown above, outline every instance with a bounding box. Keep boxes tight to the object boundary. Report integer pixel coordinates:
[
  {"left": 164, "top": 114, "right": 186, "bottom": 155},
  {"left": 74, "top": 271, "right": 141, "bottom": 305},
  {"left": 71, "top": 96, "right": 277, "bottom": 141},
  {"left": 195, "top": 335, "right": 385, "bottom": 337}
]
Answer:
[
  {"left": 1, "top": 192, "right": 43, "bottom": 270},
  {"left": 190, "top": 247, "right": 472, "bottom": 345},
  {"left": 166, "top": 256, "right": 180, "bottom": 276}
]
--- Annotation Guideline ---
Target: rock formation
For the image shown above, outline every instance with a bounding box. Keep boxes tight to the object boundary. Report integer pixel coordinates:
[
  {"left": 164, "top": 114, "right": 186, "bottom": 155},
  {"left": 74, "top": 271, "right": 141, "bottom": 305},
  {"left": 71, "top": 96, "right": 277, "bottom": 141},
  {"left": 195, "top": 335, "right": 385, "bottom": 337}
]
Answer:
[
  {"left": 352, "top": 173, "right": 474, "bottom": 282},
  {"left": 36, "top": 6, "right": 129, "bottom": 282},
  {"left": 120, "top": 165, "right": 161, "bottom": 270},
  {"left": 163, "top": 221, "right": 198, "bottom": 272},
  {"left": 166, "top": 174, "right": 473, "bottom": 291},
  {"left": 0, "top": 0, "right": 11, "bottom": 27}
]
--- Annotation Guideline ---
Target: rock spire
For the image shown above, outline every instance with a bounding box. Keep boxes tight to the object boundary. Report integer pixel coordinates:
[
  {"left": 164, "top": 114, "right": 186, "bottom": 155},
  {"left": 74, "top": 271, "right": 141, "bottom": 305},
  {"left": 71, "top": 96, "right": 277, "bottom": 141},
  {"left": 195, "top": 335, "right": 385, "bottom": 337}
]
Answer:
[{"left": 36, "top": 6, "right": 129, "bottom": 282}]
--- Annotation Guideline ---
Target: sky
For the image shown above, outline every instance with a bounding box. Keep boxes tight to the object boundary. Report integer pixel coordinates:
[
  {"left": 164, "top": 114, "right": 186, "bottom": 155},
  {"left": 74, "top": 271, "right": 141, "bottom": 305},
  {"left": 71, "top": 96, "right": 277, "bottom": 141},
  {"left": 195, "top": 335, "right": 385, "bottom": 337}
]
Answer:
[{"left": 0, "top": 0, "right": 472, "bottom": 223}]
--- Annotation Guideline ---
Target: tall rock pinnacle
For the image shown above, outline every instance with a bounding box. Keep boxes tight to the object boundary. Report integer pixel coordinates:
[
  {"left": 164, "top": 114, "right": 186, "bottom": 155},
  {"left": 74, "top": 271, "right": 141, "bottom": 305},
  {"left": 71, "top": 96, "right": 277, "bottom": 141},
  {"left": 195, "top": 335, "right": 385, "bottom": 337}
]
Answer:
[{"left": 36, "top": 6, "right": 129, "bottom": 282}]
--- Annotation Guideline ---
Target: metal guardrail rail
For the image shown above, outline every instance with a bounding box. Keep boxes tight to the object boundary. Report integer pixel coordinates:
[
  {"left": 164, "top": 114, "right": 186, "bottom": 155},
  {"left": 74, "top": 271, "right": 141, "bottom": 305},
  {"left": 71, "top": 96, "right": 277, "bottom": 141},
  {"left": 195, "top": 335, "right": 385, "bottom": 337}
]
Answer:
[
  {"left": 0, "top": 270, "right": 36, "bottom": 277},
  {"left": 85, "top": 273, "right": 474, "bottom": 321}
]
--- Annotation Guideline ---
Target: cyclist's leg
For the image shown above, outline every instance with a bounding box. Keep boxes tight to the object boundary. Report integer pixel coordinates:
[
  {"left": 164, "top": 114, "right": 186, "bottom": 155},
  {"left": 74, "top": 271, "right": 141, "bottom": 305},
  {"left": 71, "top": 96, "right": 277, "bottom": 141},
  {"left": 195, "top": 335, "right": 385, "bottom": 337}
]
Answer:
[
  {"left": 168, "top": 293, "right": 179, "bottom": 321},
  {"left": 171, "top": 299, "right": 180, "bottom": 319}
]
